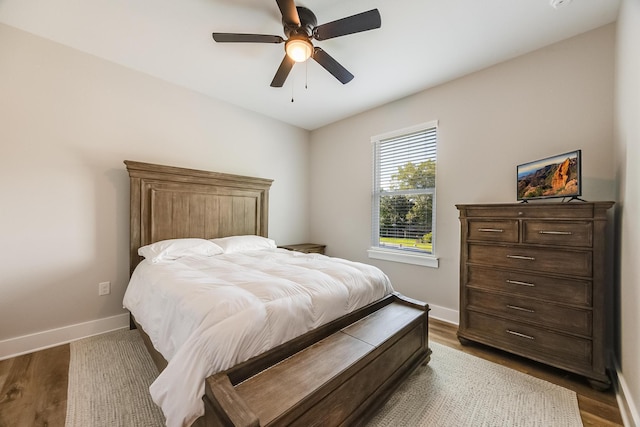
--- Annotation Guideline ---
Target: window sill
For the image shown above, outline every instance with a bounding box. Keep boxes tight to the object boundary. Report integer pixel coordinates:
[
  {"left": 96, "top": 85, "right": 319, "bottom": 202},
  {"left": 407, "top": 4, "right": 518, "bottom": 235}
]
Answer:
[{"left": 367, "top": 247, "right": 439, "bottom": 268}]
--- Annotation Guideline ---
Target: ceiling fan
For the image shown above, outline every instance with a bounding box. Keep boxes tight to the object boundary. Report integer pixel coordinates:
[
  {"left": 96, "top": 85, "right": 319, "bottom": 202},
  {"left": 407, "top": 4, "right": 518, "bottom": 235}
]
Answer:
[{"left": 212, "top": 0, "right": 381, "bottom": 87}]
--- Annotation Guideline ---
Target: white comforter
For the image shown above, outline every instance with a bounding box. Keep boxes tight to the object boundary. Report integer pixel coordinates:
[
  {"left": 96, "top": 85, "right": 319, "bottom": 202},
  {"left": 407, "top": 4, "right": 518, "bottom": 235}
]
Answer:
[{"left": 123, "top": 248, "right": 394, "bottom": 427}]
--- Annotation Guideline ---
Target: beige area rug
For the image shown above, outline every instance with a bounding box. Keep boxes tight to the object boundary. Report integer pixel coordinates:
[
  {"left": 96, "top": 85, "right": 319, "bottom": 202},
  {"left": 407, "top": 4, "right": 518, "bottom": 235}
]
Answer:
[
  {"left": 65, "top": 328, "right": 165, "bottom": 427},
  {"left": 367, "top": 342, "right": 583, "bottom": 427},
  {"left": 66, "top": 329, "right": 583, "bottom": 427}
]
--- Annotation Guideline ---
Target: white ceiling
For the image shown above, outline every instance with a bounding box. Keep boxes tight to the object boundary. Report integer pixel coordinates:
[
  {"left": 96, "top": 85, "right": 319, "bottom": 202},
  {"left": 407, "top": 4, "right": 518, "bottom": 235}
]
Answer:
[{"left": 0, "top": 0, "right": 620, "bottom": 130}]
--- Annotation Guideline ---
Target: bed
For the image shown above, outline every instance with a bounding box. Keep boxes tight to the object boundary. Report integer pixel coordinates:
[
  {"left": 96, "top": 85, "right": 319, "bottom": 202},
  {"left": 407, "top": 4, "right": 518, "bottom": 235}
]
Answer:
[{"left": 124, "top": 160, "right": 431, "bottom": 427}]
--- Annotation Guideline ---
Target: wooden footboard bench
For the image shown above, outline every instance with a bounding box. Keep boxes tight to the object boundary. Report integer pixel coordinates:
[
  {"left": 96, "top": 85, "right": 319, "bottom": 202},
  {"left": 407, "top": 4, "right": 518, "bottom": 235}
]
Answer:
[
  {"left": 198, "top": 294, "right": 431, "bottom": 427},
  {"left": 133, "top": 293, "right": 430, "bottom": 427}
]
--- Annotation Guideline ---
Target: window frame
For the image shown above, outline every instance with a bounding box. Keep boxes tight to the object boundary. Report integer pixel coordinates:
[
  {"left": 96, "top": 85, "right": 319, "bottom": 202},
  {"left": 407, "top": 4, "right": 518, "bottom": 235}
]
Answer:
[{"left": 368, "top": 121, "right": 439, "bottom": 268}]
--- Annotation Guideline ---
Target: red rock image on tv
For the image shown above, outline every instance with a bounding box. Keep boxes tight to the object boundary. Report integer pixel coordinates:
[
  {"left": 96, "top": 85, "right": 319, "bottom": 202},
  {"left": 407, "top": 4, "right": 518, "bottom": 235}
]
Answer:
[{"left": 517, "top": 156, "right": 579, "bottom": 199}]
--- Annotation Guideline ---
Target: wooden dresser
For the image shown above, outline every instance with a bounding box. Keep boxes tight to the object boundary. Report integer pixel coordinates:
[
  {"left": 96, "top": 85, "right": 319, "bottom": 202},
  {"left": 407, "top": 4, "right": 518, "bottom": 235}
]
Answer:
[{"left": 456, "top": 202, "right": 614, "bottom": 389}]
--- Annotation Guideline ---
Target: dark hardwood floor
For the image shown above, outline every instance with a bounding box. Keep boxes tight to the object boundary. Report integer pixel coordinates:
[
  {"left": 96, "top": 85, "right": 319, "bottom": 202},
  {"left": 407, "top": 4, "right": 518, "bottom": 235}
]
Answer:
[{"left": 0, "top": 318, "right": 623, "bottom": 426}]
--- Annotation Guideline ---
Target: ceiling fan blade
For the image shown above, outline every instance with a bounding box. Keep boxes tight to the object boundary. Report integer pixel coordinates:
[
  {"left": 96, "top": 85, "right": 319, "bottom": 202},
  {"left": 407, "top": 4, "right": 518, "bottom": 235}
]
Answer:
[
  {"left": 312, "top": 47, "right": 354, "bottom": 84},
  {"left": 270, "top": 55, "right": 295, "bottom": 87},
  {"left": 313, "top": 9, "right": 381, "bottom": 41},
  {"left": 276, "top": 0, "right": 300, "bottom": 27},
  {"left": 212, "top": 33, "right": 284, "bottom": 43}
]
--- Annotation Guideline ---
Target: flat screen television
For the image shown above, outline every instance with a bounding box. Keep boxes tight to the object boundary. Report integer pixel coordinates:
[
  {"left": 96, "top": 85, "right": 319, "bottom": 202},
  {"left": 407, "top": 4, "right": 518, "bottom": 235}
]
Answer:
[{"left": 517, "top": 149, "right": 582, "bottom": 201}]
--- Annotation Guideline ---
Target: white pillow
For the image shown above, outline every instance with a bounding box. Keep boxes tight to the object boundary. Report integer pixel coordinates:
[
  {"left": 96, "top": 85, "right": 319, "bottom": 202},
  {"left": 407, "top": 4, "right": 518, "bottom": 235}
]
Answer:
[
  {"left": 209, "top": 235, "right": 277, "bottom": 254},
  {"left": 138, "top": 238, "right": 224, "bottom": 263}
]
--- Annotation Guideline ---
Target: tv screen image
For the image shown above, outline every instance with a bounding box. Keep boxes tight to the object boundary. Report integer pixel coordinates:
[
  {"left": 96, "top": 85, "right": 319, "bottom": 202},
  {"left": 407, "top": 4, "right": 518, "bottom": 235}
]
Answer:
[{"left": 517, "top": 150, "right": 582, "bottom": 201}]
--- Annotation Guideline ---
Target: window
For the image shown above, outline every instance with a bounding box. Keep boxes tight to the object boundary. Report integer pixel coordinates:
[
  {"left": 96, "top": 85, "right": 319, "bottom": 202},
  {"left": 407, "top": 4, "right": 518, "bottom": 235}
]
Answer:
[{"left": 369, "top": 121, "right": 438, "bottom": 267}]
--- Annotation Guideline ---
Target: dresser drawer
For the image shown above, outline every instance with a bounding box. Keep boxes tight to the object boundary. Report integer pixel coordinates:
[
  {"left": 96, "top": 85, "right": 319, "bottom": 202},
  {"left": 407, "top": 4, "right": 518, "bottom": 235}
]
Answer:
[
  {"left": 462, "top": 204, "right": 594, "bottom": 219},
  {"left": 467, "top": 289, "right": 592, "bottom": 336},
  {"left": 467, "top": 266, "right": 592, "bottom": 306},
  {"left": 468, "top": 244, "right": 592, "bottom": 277},
  {"left": 466, "top": 312, "right": 592, "bottom": 368},
  {"left": 467, "top": 219, "right": 518, "bottom": 243},
  {"left": 523, "top": 220, "right": 592, "bottom": 247}
]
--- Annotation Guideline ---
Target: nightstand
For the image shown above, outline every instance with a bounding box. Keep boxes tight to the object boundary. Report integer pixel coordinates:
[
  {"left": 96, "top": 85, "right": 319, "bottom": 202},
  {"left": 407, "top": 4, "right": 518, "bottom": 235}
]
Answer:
[{"left": 278, "top": 243, "right": 326, "bottom": 255}]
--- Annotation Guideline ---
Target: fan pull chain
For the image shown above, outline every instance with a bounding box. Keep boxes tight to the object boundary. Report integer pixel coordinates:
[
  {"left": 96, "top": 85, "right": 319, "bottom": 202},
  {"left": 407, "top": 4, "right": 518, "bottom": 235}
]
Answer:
[{"left": 290, "top": 65, "right": 310, "bottom": 102}]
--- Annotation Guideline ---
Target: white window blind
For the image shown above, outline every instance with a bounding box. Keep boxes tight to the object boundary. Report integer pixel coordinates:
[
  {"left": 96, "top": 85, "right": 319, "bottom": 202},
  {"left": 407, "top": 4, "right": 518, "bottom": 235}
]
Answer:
[{"left": 371, "top": 122, "right": 437, "bottom": 260}]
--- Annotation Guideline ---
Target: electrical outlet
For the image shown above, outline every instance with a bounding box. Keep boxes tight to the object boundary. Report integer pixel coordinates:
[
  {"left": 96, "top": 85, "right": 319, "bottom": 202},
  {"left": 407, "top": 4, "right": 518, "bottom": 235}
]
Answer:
[{"left": 98, "top": 281, "right": 111, "bottom": 296}]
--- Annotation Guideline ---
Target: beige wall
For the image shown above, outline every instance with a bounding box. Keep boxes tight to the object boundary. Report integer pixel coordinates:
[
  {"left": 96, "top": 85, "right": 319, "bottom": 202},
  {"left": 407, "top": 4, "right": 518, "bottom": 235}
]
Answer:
[
  {"left": 0, "top": 23, "right": 310, "bottom": 354},
  {"left": 615, "top": 0, "right": 640, "bottom": 425},
  {"left": 309, "top": 24, "right": 616, "bottom": 319}
]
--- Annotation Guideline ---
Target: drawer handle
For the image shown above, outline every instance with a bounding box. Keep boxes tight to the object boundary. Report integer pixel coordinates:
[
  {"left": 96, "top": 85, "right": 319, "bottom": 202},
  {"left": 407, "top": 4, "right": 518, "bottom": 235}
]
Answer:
[
  {"left": 506, "top": 304, "right": 535, "bottom": 313},
  {"left": 477, "top": 228, "right": 504, "bottom": 233},
  {"left": 506, "top": 279, "right": 535, "bottom": 287},
  {"left": 506, "top": 330, "right": 535, "bottom": 340},
  {"left": 539, "top": 230, "right": 573, "bottom": 235},
  {"left": 507, "top": 255, "right": 536, "bottom": 261}
]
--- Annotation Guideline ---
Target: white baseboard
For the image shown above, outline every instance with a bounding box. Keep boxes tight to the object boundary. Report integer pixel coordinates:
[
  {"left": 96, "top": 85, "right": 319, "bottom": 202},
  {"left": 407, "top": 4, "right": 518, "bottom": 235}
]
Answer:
[
  {"left": 428, "top": 303, "right": 459, "bottom": 325},
  {"left": 613, "top": 360, "right": 640, "bottom": 427},
  {"left": 0, "top": 313, "right": 130, "bottom": 361}
]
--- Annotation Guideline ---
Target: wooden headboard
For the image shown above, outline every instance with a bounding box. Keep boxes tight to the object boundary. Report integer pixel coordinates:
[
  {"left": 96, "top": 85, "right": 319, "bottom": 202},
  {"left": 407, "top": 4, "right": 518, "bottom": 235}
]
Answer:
[{"left": 125, "top": 160, "right": 273, "bottom": 275}]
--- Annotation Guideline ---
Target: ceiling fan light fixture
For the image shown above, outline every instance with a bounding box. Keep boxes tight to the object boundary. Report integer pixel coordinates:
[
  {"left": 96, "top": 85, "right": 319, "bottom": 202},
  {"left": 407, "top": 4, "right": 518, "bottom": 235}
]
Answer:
[
  {"left": 212, "top": 4, "right": 382, "bottom": 87},
  {"left": 285, "top": 38, "right": 313, "bottom": 62}
]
